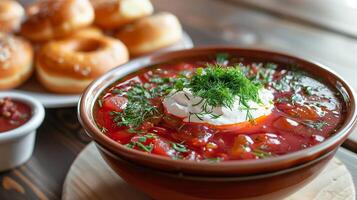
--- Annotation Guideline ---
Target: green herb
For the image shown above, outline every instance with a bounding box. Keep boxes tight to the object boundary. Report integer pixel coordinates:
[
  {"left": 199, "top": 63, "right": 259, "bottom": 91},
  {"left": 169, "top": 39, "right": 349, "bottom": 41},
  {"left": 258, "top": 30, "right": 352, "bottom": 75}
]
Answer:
[
  {"left": 210, "top": 113, "right": 222, "bottom": 119},
  {"left": 149, "top": 76, "right": 188, "bottom": 98},
  {"left": 99, "top": 127, "right": 107, "bottom": 133},
  {"left": 126, "top": 142, "right": 135, "bottom": 149},
  {"left": 112, "top": 88, "right": 122, "bottom": 94},
  {"left": 245, "top": 108, "right": 253, "bottom": 121},
  {"left": 182, "top": 64, "right": 262, "bottom": 121},
  {"left": 187, "top": 64, "right": 261, "bottom": 108},
  {"left": 204, "top": 157, "right": 222, "bottom": 163},
  {"left": 110, "top": 74, "right": 188, "bottom": 131},
  {"left": 172, "top": 142, "right": 188, "bottom": 152},
  {"left": 272, "top": 70, "right": 308, "bottom": 93},
  {"left": 272, "top": 74, "right": 293, "bottom": 92},
  {"left": 196, "top": 67, "right": 204, "bottom": 75},
  {"left": 302, "top": 120, "right": 328, "bottom": 131},
  {"left": 145, "top": 133, "right": 156, "bottom": 139},
  {"left": 239, "top": 62, "right": 276, "bottom": 86},
  {"left": 276, "top": 97, "right": 289, "bottom": 103},
  {"left": 265, "top": 63, "right": 277, "bottom": 69},
  {"left": 171, "top": 155, "right": 183, "bottom": 160},
  {"left": 193, "top": 112, "right": 203, "bottom": 121},
  {"left": 128, "top": 128, "right": 145, "bottom": 134},
  {"left": 150, "top": 84, "right": 173, "bottom": 97},
  {"left": 138, "top": 136, "right": 147, "bottom": 143},
  {"left": 126, "top": 141, "right": 153, "bottom": 152},
  {"left": 291, "top": 94, "right": 303, "bottom": 104},
  {"left": 150, "top": 77, "right": 174, "bottom": 84},
  {"left": 252, "top": 149, "right": 272, "bottom": 158},
  {"left": 304, "top": 86, "right": 313, "bottom": 96},
  {"left": 110, "top": 84, "right": 160, "bottom": 130},
  {"left": 136, "top": 142, "right": 153, "bottom": 152},
  {"left": 150, "top": 77, "right": 166, "bottom": 83},
  {"left": 216, "top": 53, "right": 229, "bottom": 64},
  {"left": 172, "top": 77, "right": 188, "bottom": 92}
]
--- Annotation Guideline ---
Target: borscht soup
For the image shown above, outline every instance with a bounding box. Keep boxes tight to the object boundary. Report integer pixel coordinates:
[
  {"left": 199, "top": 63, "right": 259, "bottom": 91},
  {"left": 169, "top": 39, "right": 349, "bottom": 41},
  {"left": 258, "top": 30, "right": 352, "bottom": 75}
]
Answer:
[{"left": 94, "top": 54, "right": 345, "bottom": 161}]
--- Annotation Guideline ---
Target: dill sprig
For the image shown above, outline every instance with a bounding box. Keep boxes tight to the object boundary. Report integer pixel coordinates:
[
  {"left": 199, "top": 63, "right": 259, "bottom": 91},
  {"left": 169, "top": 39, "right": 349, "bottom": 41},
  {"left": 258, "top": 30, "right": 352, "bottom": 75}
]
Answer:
[
  {"left": 252, "top": 149, "right": 273, "bottom": 158},
  {"left": 170, "top": 63, "right": 263, "bottom": 121},
  {"left": 186, "top": 64, "right": 262, "bottom": 110},
  {"left": 171, "top": 142, "right": 188, "bottom": 152},
  {"left": 216, "top": 53, "right": 229, "bottom": 65},
  {"left": 110, "top": 84, "right": 160, "bottom": 130}
]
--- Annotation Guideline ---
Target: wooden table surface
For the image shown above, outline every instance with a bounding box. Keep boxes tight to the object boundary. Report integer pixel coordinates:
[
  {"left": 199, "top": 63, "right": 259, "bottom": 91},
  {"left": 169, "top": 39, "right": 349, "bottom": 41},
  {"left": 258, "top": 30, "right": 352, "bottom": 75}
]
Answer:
[{"left": 1, "top": 0, "right": 357, "bottom": 199}]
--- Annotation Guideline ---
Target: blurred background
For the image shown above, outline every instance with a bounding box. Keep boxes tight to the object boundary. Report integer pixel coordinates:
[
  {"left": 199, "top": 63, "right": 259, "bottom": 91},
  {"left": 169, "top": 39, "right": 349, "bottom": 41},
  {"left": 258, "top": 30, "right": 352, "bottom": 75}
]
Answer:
[{"left": 14, "top": 0, "right": 357, "bottom": 99}]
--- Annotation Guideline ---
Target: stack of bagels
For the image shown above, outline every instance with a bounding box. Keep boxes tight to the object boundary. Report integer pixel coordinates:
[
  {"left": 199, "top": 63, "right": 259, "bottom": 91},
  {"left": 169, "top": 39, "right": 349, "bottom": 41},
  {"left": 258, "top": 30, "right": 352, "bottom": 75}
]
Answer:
[{"left": 0, "top": 0, "right": 183, "bottom": 93}]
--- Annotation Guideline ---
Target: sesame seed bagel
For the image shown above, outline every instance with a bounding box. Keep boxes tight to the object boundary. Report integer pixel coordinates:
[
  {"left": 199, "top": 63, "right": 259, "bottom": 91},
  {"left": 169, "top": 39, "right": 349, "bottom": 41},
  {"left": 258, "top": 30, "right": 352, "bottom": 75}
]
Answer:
[
  {"left": 0, "top": 33, "right": 34, "bottom": 90},
  {"left": 36, "top": 35, "right": 129, "bottom": 94},
  {"left": 21, "top": 0, "right": 94, "bottom": 42},
  {"left": 91, "top": 0, "right": 153, "bottom": 29},
  {"left": 0, "top": 0, "right": 25, "bottom": 33},
  {"left": 115, "top": 12, "right": 183, "bottom": 56}
]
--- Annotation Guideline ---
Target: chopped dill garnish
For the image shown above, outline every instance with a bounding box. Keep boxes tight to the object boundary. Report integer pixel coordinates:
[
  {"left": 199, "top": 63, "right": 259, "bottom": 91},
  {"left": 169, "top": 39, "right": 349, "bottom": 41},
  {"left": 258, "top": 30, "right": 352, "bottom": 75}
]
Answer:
[
  {"left": 204, "top": 157, "right": 222, "bottom": 163},
  {"left": 304, "top": 86, "right": 313, "bottom": 96},
  {"left": 240, "top": 62, "right": 277, "bottom": 86},
  {"left": 112, "top": 88, "right": 122, "bottom": 94},
  {"left": 252, "top": 149, "right": 272, "bottom": 158},
  {"left": 172, "top": 143, "right": 188, "bottom": 152},
  {"left": 265, "top": 62, "right": 278, "bottom": 69},
  {"left": 291, "top": 94, "right": 303, "bottom": 104},
  {"left": 302, "top": 120, "right": 328, "bottom": 131},
  {"left": 186, "top": 64, "right": 262, "bottom": 108},
  {"left": 126, "top": 142, "right": 135, "bottom": 149},
  {"left": 138, "top": 136, "right": 147, "bottom": 143},
  {"left": 110, "top": 84, "right": 160, "bottom": 130},
  {"left": 126, "top": 141, "right": 153, "bottom": 152},
  {"left": 99, "top": 126, "right": 107, "bottom": 133},
  {"left": 181, "top": 64, "right": 262, "bottom": 121},
  {"left": 216, "top": 53, "right": 229, "bottom": 65},
  {"left": 137, "top": 142, "right": 153, "bottom": 152}
]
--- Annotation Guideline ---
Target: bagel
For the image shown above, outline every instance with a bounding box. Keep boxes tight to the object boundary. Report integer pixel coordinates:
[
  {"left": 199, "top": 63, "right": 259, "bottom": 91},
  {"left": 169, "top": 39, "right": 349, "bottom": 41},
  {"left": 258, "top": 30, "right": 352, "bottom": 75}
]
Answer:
[
  {"left": 0, "top": 0, "right": 25, "bottom": 33},
  {"left": 36, "top": 35, "right": 129, "bottom": 93},
  {"left": 69, "top": 26, "right": 103, "bottom": 38},
  {"left": 0, "top": 33, "right": 34, "bottom": 90},
  {"left": 29, "top": 26, "right": 104, "bottom": 56},
  {"left": 21, "top": 0, "right": 94, "bottom": 42},
  {"left": 91, "top": 0, "right": 153, "bottom": 29},
  {"left": 115, "top": 12, "right": 183, "bottom": 56}
]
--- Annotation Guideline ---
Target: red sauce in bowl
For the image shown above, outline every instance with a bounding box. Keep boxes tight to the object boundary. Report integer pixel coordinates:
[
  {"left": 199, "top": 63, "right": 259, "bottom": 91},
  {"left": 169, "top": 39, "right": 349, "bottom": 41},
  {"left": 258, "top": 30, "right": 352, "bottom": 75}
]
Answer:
[
  {"left": 0, "top": 98, "right": 32, "bottom": 133},
  {"left": 94, "top": 55, "right": 346, "bottom": 162}
]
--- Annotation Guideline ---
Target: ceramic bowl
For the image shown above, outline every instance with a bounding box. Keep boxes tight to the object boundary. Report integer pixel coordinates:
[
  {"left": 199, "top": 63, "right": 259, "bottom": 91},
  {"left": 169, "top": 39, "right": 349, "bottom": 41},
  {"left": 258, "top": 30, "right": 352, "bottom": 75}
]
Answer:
[
  {"left": 0, "top": 92, "right": 45, "bottom": 172},
  {"left": 78, "top": 47, "right": 357, "bottom": 199}
]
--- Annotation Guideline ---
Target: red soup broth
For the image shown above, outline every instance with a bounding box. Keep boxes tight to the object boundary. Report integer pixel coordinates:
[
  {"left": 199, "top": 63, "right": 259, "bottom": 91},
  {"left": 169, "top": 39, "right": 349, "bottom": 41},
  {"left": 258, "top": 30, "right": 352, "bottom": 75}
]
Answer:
[
  {"left": 94, "top": 56, "right": 345, "bottom": 162},
  {"left": 0, "top": 98, "right": 32, "bottom": 133}
]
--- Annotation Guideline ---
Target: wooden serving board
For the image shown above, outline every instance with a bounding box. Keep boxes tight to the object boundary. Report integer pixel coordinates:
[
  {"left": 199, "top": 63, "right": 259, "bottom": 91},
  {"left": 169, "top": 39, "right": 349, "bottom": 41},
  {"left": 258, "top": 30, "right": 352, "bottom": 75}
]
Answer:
[{"left": 62, "top": 143, "right": 356, "bottom": 200}]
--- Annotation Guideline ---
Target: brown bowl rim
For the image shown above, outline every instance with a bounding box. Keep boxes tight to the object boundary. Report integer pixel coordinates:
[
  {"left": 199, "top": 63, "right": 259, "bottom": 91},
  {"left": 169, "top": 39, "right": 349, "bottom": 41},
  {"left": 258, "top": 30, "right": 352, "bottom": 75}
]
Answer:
[{"left": 78, "top": 46, "right": 357, "bottom": 175}]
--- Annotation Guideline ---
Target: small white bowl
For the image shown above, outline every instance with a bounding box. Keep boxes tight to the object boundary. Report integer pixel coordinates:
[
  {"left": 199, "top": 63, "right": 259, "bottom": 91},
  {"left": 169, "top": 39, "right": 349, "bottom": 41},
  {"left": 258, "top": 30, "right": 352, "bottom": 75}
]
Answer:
[{"left": 0, "top": 92, "right": 45, "bottom": 172}]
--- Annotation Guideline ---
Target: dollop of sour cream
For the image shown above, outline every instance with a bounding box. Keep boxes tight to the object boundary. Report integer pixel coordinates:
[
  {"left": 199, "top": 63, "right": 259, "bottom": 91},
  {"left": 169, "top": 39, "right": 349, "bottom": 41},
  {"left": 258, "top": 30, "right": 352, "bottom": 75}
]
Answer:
[{"left": 163, "top": 88, "right": 274, "bottom": 126}]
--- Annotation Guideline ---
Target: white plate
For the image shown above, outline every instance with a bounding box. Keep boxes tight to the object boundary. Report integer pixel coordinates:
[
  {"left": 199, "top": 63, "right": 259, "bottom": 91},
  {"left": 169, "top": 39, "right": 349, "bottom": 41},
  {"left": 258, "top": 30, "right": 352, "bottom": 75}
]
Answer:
[{"left": 11, "top": 32, "right": 193, "bottom": 108}]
